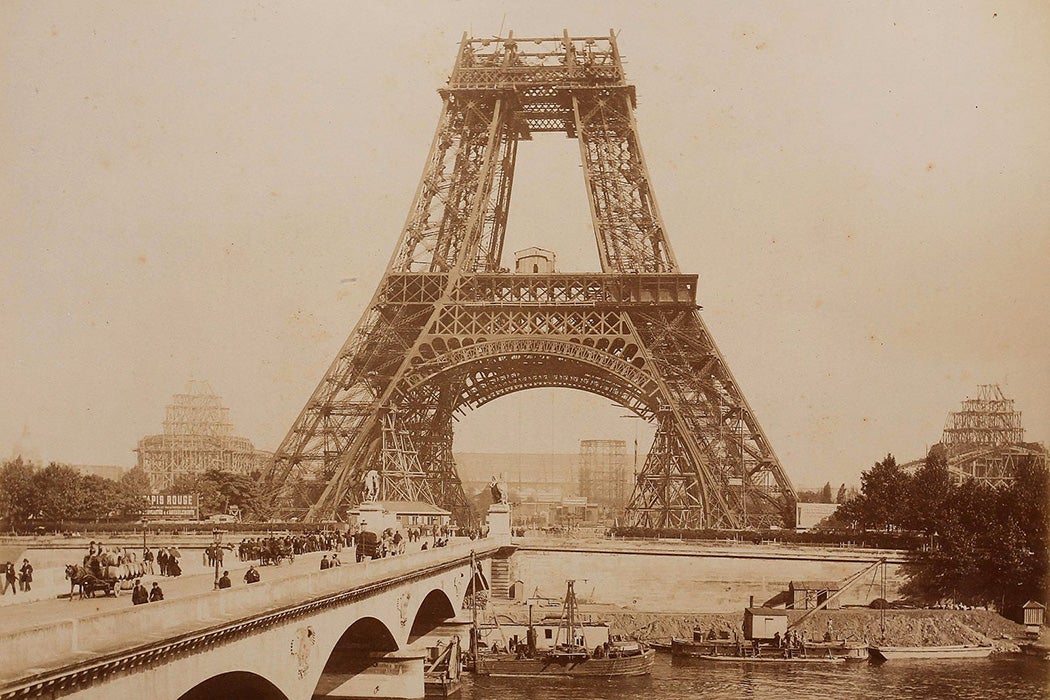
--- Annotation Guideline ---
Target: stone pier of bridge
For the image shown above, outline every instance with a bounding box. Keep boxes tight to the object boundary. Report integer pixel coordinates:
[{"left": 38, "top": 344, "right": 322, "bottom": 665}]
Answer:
[{"left": 0, "top": 537, "right": 509, "bottom": 700}]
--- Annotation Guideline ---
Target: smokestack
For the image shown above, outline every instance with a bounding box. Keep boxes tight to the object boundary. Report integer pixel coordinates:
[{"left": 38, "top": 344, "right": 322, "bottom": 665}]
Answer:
[{"left": 749, "top": 595, "right": 754, "bottom": 608}]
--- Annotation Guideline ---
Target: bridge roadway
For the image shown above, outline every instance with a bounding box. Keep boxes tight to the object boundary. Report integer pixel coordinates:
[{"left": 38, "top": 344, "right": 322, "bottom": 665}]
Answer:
[{"left": 0, "top": 537, "right": 505, "bottom": 700}]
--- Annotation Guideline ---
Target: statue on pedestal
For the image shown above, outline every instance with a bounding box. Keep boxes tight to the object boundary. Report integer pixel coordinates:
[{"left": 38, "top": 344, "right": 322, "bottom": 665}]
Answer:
[{"left": 363, "top": 469, "right": 380, "bottom": 502}]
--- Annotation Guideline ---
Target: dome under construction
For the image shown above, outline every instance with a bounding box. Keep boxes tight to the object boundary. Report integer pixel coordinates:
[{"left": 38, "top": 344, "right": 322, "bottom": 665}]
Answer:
[
  {"left": 136, "top": 381, "right": 266, "bottom": 492},
  {"left": 932, "top": 384, "right": 1047, "bottom": 485}
]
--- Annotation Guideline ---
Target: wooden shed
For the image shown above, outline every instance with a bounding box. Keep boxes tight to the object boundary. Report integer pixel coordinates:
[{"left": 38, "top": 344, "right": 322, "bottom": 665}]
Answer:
[
  {"left": 743, "top": 607, "right": 789, "bottom": 641},
  {"left": 1023, "top": 600, "right": 1045, "bottom": 635}
]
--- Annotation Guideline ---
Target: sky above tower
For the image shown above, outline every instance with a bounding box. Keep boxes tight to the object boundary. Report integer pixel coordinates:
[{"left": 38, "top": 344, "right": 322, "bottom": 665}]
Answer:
[{"left": 2, "top": 1, "right": 1048, "bottom": 488}]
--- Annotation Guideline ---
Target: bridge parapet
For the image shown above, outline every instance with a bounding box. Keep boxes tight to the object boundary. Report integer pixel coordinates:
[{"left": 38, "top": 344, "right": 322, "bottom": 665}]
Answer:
[{"left": 0, "top": 537, "right": 505, "bottom": 697}]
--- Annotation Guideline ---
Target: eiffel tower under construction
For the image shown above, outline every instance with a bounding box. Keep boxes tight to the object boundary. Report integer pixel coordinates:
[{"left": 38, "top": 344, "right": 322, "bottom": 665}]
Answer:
[{"left": 261, "top": 31, "right": 797, "bottom": 529}]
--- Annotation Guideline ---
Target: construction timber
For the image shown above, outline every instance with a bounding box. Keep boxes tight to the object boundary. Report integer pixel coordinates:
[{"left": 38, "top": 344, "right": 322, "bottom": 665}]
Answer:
[
  {"left": 930, "top": 384, "right": 1046, "bottom": 485},
  {"left": 137, "top": 381, "right": 264, "bottom": 492},
  {"left": 262, "top": 31, "right": 797, "bottom": 529}
]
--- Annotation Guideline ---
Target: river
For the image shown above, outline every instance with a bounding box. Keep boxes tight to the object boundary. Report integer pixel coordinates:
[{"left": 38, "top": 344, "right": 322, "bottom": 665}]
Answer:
[{"left": 461, "top": 653, "right": 1048, "bottom": 699}]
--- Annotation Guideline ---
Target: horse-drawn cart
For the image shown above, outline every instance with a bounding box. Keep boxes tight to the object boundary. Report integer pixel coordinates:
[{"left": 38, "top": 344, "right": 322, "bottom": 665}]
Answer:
[{"left": 65, "top": 564, "right": 120, "bottom": 599}]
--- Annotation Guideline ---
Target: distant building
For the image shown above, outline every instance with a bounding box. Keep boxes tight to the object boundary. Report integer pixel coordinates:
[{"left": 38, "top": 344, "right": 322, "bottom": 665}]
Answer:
[
  {"left": 794, "top": 502, "right": 841, "bottom": 531},
  {"left": 578, "top": 439, "right": 630, "bottom": 513},
  {"left": 8, "top": 424, "right": 42, "bottom": 464},
  {"left": 455, "top": 452, "right": 579, "bottom": 498},
  {"left": 136, "top": 381, "right": 268, "bottom": 492},
  {"left": 348, "top": 500, "right": 451, "bottom": 531}
]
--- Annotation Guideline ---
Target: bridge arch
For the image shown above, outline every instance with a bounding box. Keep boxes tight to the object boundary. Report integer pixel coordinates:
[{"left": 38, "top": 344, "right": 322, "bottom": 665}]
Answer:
[
  {"left": 408, "top": 588, "right": 457, "bottom": 644},
  {"left": 312, "top": 616, "right": 401, "bottom": 699},
  {"left": 177, "top": 671, "right": 288, "bottom": 700}
]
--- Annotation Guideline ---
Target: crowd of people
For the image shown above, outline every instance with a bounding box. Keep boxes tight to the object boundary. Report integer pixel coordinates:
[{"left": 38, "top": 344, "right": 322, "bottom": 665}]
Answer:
[{"left": 19, "top": 520, "right": 469, "bottom": 607}]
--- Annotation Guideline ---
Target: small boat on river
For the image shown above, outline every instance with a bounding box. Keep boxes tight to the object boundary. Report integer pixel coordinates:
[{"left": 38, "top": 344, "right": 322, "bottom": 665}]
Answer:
[
  {"left": 868, "top": 644, "right": 993, "bottom": 661},
  {"left": 671, "top": 632, "right": 863, "bottom": 662},
  {"left": 671, "top": 559, "right": 886, "bottom": 664},
  {"left": 473, "top": 580, "right": 655, "bottom": 678}
]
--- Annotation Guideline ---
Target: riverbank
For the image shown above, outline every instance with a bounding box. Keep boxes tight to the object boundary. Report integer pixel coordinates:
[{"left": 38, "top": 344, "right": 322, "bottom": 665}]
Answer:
[{"left": 488, "top": 603, "right": 1028, "bottom": 653}]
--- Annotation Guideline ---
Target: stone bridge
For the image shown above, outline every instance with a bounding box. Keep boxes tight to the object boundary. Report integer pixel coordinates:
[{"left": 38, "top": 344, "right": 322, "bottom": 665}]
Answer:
[{"left": 0, "top": 538, "right": 507, "bottom": 700}]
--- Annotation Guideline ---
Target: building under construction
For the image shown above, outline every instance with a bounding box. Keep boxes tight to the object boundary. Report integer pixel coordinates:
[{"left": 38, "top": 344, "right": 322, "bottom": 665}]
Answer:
[
  {"left": 137, "top": 381, "right": 267, "bottom": 492},
  {"left": 912, "top": 385, "right": 1047, "bottom": 485},
  {"left": 578, "top": 439, "right": 630, "bottom": 513}
]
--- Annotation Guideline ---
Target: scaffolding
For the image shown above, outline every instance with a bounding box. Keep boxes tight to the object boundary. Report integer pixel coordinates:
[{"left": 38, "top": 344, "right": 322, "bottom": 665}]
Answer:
[
  {"left": 578, "top": 439, "right": 629, "bottom": 513},
  {"left": 137, "top": 381, "right": 263, "bottom": 492},
  {"left": 942, "top": 384, "right": 1026, "bottom": 447},
  {"left": 936, "top": 385, "right": 1046, "bottom": 485}
]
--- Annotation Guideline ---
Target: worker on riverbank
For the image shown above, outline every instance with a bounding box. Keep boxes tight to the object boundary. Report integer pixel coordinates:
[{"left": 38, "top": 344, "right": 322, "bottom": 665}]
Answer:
[
  {"left": 149, "top": 582, "right": 164, "bottom": 602},
  {"left": 218, "top": 571, "right": 232, "bottom": 589}
]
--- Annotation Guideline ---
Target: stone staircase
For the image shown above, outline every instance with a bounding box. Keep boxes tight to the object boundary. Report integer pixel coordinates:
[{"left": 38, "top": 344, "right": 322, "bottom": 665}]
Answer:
[{"left": 489, "top": 554, "right": 511, "bottom": 598}]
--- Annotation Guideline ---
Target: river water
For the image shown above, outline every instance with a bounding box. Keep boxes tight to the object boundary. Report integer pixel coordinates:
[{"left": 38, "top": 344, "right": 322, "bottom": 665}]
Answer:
[{"left": 461, "top": 653, "right": 1048, "bottom": 699}]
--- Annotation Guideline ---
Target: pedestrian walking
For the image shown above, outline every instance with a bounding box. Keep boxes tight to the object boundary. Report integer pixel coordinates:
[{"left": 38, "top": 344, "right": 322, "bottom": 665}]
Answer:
[
  {"left": 149, "top": 582, "right": 164, "bottom": 602},
  {"left": 157, "top": 548, "right": 169, "bottom": 576},
  {"left": 18, "top": 559, "right": 33, "bottom": 592},
  {"left": 1, "top": 562, "right": 16, "bottom": 595}
]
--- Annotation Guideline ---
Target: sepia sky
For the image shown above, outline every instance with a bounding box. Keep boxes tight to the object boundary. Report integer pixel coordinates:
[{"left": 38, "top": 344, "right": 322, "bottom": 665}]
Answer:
[{"left": 2, "top": 1, "right": 1048, "bottom": 489}]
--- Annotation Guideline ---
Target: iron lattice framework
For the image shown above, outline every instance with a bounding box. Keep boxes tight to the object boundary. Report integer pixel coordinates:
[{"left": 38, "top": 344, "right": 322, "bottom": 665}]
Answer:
[{"left": 262, "top": 31, "right": 797, "bottom": 528}]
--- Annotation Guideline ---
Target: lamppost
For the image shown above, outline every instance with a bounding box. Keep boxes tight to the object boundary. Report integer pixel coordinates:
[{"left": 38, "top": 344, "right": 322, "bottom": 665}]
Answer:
[{"left": 211, "top": 529, "right": 225, "bottom": 590}]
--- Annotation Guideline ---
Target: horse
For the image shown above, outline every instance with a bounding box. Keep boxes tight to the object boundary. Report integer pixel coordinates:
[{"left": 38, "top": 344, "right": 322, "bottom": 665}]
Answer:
[{"left": 64, "top": 563, "right": 117, "bottom": 599}]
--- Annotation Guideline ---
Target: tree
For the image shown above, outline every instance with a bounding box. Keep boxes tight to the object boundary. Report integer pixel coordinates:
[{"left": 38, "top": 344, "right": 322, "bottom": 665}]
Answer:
[
  {"left": 835, "top": 454, "right": 911, "bottom": 530},
  {"left": 0, "top": 458, "right": 38, "bottom": 528},
  {"left": 901, "top": 456, "right": 1049, "bottom": 611},
  {"left": 31, "top": 463, "right": 83, "bottom": 523},
  {"left": 820, "top": 481, "right": 833, "bottom": 503},
  {"left": 118, "top": 466, "right": 152, "bottom": 518},
  {"left": 796, "top": 489, "right": 822, "bottom": 503},
  {"left": 835, "top": 483, "right": 847, "bottom": 504},
  {"left": 905, "top": 445, "right": 954, "bottom": 536},
  {"left": 75, "top": 474, "right": 122, "bottom": 521},
  {"left": 197, "top": 469, "right": 262, "bottom": 519}
]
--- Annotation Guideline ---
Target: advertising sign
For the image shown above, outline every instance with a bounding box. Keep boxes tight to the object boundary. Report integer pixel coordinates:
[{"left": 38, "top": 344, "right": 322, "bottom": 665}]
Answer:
[{"left": 144, "top": 494, "right": 199, "bottom": 520}]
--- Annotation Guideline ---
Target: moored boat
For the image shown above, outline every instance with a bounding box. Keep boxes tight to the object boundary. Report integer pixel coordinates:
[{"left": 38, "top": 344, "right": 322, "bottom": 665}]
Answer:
[
  {"left": 868, "top": 644, "right": 994, "bottom": 661},
  {"left": 424, "top": 636, "right": 462, "bottom": 697},
  {"left": 474, "top": 644, "right": 656, "bottom": 677},
  {"left": 472, "top": 581, "right": 655, "bottom": 678},
  {"left": 803, "top": 640, "right": 869, "bottom": 661},
  {"left": 671, "top": 635, "right": 861, "bottom": 662},
  {"left": 692, "top": 653, "right": 845, "bottom": 664}
]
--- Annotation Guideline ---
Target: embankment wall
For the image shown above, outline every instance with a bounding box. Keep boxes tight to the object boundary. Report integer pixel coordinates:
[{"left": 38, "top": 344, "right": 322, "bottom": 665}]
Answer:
[{"left": 508, "top": 540, "right": 905, "bottom": 612}]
